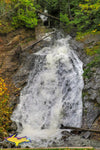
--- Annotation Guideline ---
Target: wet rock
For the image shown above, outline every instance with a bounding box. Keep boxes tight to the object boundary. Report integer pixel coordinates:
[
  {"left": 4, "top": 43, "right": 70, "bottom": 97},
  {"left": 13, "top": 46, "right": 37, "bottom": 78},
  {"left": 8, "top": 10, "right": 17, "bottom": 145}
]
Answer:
[
  {"left": 69, "top": 38, "right": 92, "bottom": 66},
  {"left": 1, "top": 140, "right": 12, "bottom": 148},
  {"left": 82, "top": 131, "right": 91, "bottom": 139},
  {"left": 70, "top": 36, "right": 100, "bottom": 132},
  {"left": 83, "top": 101, "right": 100, "bottom": 128},
  {"left": 67, "top": 135, "right": 91, "bottom": 147},
  {"left": 83, "top": 34, "right": 100, "bottom": 44},
  {"left": 9, "top": 122, "right": 17, "bottom": 132},
  {"left": 9, "top": 94, "right": 19, "bottom": 108},
  {"left": 88, "top": 89, "right": 97, "bottom": 100},
  {"left": 90, "top": 140, "right": 100, "bottom": 148},
  {"left": 97, "top": 94, "right": 100, "bottom": 104}
]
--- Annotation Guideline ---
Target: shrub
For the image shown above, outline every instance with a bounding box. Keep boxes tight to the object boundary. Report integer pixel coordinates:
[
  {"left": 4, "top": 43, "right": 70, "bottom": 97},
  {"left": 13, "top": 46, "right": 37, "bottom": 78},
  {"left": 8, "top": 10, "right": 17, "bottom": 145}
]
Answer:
[
  {"left": 0, "top": 77, "right": 11, "bottom": 137},
  {"left": 11, "top": 0, "right": 38, "bottom": 28},
  {"left": 0, "top": 77, "right": 20, "bottom": 138}
]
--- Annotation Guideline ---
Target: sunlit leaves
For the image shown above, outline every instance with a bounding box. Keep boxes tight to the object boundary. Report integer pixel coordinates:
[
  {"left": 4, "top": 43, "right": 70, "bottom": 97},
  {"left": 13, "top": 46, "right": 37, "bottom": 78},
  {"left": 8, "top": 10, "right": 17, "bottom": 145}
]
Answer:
[
  {"left": 0, "top": 77, "right": 20, "bottom": 138},
  {"left": 78, "top": 0, "right": 100, "bottom": 31},
  {"left": 11, "top": 0, "right": 37, "bottom": 28},
  {"left": 0, "top": 77, "right": 11, "bottom": 137},
  {"left": 60, "top": 13, "right": 69, "bottom": 24},
  {"left": 0, "top": 78, "right": 7, "bottom": 96}
]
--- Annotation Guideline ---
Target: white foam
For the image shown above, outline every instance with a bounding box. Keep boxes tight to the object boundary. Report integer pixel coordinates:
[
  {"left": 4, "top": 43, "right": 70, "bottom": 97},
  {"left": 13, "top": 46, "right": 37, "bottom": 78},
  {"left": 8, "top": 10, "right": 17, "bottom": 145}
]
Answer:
[{"left": 11, "top": 35, "right": 84, "bottom": 147}]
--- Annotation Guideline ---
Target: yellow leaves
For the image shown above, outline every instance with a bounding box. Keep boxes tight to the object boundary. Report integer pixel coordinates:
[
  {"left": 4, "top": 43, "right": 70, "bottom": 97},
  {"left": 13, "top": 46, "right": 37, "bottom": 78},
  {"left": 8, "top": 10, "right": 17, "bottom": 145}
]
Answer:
[
  {"left": 5, "top": 0, "right": 11, "bottom": 3},
  {"left": 0, "top": 77, "right": 12, "bottom": 138},
  {"left": 92, "top": 29, "right": 97, "bottom": 32},
  {"left": 79, "top": 3, "right": 89, "bottom": 9},
  {"left": 79, "top": 4, "right": 82, "bottom": 7},
  {"left": 0, "top": 77, "right": 7, "bottom": 96},
  {"left": 85, "top": 40, "right": 100, "bottom": 56},
  {"left": 0, "top": 77, "right": 20, "bottom": 138},
  {"left": 79, "top": 2, "right": 100, "bottom": 12},
  {"left": 89, "top": 4, "right": 99, "bottom": 10},
  {"left": 0, "top": 89, "right": 4, "bottom": 96},
  {"left": 1, "top": 0, "right": 11, "bottom": 4},
  {"left": 86, "top": 47, "right": 96, "bottom": 56}
]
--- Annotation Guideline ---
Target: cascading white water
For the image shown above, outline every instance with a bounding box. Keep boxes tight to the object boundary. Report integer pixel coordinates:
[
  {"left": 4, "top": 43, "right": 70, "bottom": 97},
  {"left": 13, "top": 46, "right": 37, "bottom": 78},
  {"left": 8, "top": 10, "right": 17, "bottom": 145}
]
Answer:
[{"left": 11, "top": 34, "right": 84, "bottom": 147}]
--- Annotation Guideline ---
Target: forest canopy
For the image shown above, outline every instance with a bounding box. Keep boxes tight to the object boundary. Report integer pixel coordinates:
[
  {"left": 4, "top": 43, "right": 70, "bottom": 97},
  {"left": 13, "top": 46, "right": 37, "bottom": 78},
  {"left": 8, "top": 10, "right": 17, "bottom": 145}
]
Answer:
[{"left": 0, "top": 0, "right": 100, "bottom": 31}]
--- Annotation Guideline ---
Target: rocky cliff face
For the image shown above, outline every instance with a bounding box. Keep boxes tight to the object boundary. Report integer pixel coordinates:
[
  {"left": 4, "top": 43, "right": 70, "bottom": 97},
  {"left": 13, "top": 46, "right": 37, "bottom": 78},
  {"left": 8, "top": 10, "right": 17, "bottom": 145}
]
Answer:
[{"left": 70, "top": 34, "right": 100, "bottom": 143}]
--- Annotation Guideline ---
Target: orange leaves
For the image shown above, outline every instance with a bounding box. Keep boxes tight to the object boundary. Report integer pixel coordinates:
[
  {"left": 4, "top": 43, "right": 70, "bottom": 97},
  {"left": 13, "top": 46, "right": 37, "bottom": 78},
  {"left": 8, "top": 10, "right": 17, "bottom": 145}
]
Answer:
[
  {"left": 0, "top": 77, "right": 12, "bottom": 138},
  {"left": 0, "top": 77, "right": 7, "bottom": 96},
  {"left": 5, "top": 0, "right": 11, "bottom": 3},
  {"left": 0, "top": 77, "right": 20, "bottom": 138},
  {"left": 0, "top": 0, "right": 11, "bottom": 3}
]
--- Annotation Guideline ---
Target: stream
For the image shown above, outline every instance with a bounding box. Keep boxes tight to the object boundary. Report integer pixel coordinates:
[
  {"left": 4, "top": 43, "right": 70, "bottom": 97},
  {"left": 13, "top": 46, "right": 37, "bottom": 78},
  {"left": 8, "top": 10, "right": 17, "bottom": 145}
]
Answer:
[{"left": 11, "top": 33, "right": 84, "bottom": 147}]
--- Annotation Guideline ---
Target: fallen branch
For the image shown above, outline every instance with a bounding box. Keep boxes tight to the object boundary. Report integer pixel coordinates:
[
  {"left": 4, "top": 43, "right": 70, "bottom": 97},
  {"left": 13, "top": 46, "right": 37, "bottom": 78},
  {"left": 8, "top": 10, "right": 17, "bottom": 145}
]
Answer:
[
  {"left": 23, "top": 31, "right": 56, "bottom": 51},
  {"left": 36, "top": 9, "right": 61, "bottom": 22},
  {"left": 61, "top": 125, "right": 100, "bottom": 133}
]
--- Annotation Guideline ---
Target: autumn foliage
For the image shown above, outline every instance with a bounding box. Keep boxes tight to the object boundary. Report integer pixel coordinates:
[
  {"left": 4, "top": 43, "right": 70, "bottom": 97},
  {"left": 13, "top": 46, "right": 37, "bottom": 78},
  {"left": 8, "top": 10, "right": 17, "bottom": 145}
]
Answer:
[
  {"left": 0, "top": 77, "right": 19, "bottom": 138},
  {"left": 0, "top": 0, "right": 11, "bottom": 3},
  {"left": 0, "top": 77, "right": 12, "bottom": 137}
]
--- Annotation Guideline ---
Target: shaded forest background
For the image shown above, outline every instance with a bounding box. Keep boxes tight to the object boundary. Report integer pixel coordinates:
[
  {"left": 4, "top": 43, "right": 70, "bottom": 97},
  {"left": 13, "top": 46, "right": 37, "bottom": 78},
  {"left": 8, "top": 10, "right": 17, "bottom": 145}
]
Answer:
[{"left": 0, "top": 0, "right": 100, "bottom": 32}]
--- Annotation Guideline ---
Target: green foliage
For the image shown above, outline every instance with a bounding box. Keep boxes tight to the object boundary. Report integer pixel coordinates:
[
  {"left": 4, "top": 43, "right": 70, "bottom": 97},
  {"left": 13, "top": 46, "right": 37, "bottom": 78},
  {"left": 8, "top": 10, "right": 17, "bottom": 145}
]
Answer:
[
  {"left": 83, "top": 41, "right": 100, "bottom": 78},
  {"left": 0, "top": 0, "right": 11, "bottom": 15},
  {"left": 37, "top": 0, "right": 59, "bottom": 14},
  {"left": 37, "top": 0, "right": 100, "bottom": 32},
  {"left": 83, "top": 57, "right": 100, "bottom": 78},
  {"left": 0, "top": 0, "right": 6, "bottom": 15},
  {"left": 86, "top": 41, "right": 100, "bottom": 56},
  {"left": 78, "top": 0, "right": 100, "bottom": 32},
  {"left": 63, "top": 0, "right": 100, "bottom": 32},
  {"left": 83, "top": 61, "right": 95, "bottom": 79},
  {"left": 1, "top": 0, "right": 99, "bottom": 31},
  {"left": 60, "top": 13, "right": 69, "bottom": 24},
  {"left": 70, "top": 11, "right": 90, "bottom": 32},
  {"left": 0, "top": 19, "right": 15, "bottom": 34},
  {"left": 46, "top": 0, "right": 60, "bottom": 15},
  {"left": 11, "top": 0, "right": 37, "bottom": 28}
]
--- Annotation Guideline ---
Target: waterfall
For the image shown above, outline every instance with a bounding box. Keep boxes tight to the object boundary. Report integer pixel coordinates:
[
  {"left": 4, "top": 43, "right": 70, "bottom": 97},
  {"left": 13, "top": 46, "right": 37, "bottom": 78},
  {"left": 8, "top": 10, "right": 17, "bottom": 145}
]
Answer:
[{"left": 11, "top": 34, "right": 84, "bottom": 147}]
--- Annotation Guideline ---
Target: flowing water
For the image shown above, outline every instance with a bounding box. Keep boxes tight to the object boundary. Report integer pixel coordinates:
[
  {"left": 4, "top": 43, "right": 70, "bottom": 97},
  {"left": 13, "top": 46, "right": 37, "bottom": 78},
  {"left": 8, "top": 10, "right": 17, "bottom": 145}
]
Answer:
[{"left": 11, "top": 34, "right": 84, "bottom": 147}]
